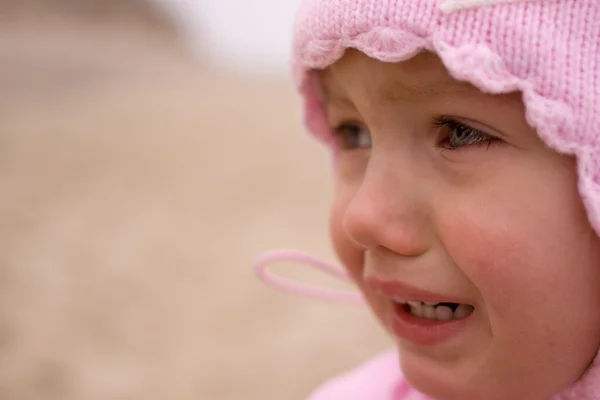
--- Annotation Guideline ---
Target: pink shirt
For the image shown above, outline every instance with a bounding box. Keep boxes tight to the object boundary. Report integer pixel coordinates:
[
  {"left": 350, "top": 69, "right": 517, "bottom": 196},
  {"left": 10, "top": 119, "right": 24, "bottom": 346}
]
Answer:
[
  {"left": 305, "top": 349, "right": 600, "bottom": 400},
  {"left": 306, "top": 351, "right": 430, "bottom": 400}
]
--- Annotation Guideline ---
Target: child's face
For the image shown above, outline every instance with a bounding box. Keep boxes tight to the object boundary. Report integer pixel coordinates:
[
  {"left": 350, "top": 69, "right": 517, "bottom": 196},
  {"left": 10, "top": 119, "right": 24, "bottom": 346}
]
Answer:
[{"left": 321, "top": 50, "right": 600, "bottom": 400}]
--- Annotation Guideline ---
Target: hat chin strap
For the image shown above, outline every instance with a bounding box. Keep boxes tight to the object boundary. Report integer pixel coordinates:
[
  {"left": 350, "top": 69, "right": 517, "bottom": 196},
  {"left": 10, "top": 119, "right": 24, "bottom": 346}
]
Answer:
[
  {"left": 440, "top": 0, "right": 531, "bottom": 13},
  {"left": 254, "top": 249, "right": 365, "bottom": 305}
]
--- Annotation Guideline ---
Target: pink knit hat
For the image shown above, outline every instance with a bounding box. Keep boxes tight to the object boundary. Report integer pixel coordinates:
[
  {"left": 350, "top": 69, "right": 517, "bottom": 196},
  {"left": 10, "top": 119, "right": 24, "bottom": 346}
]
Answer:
[{"left": 291, "top": 0, "right": 600, "bottom": 236}]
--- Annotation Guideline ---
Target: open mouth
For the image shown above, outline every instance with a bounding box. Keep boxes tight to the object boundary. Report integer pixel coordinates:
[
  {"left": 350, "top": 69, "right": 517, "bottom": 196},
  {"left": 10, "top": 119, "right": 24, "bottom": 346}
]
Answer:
[{"left": 394, "top": 299, "right": 474, "bottom": 322}]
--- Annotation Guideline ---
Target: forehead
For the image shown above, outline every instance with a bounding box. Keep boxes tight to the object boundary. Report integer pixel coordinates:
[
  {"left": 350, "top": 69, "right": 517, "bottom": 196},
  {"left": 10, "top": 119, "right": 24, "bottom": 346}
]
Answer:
[{"left": 319, "top": 49, "right": 476, "bottom": 104}]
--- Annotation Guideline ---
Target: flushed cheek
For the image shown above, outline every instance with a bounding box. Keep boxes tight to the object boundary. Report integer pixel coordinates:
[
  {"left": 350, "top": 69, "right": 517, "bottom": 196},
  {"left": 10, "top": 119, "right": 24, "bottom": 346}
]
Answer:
[
  {"left": 441, "top": 211, "right": 534, "bottom": 313},
  {"left": 440, "top": 201, "right": 600, "bottom": 382},
  {"left": 442, "top": 197, "right": 600, "bottom": 310}
]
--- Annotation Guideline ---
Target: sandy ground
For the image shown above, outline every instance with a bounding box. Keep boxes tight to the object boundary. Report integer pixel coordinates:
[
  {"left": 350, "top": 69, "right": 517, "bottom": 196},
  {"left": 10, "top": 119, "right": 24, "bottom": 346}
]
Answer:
[{"left": 0, "top": 20, "right": 392, "bottom": 400}]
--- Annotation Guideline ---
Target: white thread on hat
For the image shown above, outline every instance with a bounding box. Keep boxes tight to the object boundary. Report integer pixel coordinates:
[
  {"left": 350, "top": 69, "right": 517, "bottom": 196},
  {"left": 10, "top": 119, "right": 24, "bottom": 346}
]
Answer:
[{"left": 440, "top": 0, "right": 531, "bottom": 13}]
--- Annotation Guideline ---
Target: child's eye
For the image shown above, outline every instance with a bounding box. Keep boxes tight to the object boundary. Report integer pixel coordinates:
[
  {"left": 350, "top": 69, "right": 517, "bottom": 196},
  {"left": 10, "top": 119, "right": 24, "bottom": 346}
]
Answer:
[
  {"left": 333, "top": 121, "right": 372, "bottom": 150},
  {"left": 433, "top": 116, "right": 501, "bottom": 151}
]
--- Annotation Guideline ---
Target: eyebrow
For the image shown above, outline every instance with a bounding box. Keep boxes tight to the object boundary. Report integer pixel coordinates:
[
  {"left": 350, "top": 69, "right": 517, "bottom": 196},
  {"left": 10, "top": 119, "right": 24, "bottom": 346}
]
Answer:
[
  {"left": 321, "top": 91, "right": 355, "bottom": 110},
  {"left": 320, "top": 72, "right": 473, "bottom": 108},
  {"left": 319, "top": 74, "right": 354, "bottom": 109},
  {"left": 378, "top": 77, "right": 473, "bottom": 102}
]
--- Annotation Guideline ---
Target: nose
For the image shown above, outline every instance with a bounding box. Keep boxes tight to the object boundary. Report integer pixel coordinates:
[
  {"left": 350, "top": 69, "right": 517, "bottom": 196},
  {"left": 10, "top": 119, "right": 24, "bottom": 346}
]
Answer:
[{"left": 342, "top": 157, "right": 431, "bottom": 257}]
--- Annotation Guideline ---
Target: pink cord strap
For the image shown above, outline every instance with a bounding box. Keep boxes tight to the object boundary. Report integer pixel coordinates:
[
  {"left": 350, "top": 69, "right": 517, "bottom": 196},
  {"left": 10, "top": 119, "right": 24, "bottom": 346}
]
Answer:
[{"left": 254, "top": 249, "right": 365, "bottom": 305}]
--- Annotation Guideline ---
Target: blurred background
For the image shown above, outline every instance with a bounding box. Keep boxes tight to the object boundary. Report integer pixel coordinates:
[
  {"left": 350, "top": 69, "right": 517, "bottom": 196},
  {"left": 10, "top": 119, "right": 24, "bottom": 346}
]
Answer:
[{"left": 0, "top": 1, "right": 391, "bottom": 399}]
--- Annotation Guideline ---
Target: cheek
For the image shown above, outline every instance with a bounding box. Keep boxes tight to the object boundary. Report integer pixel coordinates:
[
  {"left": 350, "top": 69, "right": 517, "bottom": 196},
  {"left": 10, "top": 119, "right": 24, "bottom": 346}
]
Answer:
[
  {"left": 443, "top": 186, "right": 600, "bottom": 305},
  {"left": 438, "top": 172, "right": 600, "bottom": 368},
  {"left": 442, "top": 207, "right": 548, "bottom": 312}
]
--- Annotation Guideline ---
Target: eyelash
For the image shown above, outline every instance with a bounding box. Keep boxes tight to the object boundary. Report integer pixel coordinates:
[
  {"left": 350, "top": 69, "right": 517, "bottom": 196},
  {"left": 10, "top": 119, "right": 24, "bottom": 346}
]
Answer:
[
  {"left": 432, "top": 116, "right": 501, "bottom": 151},
  {"left": 332, "top": 116, "right": 501, "bottom": 151}
]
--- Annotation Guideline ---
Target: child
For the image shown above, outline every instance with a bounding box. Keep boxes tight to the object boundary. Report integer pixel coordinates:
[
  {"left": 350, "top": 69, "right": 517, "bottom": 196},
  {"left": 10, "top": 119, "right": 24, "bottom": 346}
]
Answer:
[{"left": 255, "top": 0, "right": 600, "bottom": 399}]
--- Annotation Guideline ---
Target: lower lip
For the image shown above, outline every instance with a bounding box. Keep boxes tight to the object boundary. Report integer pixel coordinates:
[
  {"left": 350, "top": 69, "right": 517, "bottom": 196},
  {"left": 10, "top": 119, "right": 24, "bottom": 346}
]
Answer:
[{"left": 389, "top": 303, "right": 474, "bottom": 346}]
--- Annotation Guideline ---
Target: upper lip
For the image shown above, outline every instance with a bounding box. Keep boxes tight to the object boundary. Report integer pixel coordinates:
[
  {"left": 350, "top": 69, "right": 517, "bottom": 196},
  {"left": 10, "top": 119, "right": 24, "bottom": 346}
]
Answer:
[{"left": 365, "top": 276, "right": 472, "bottom": 305}]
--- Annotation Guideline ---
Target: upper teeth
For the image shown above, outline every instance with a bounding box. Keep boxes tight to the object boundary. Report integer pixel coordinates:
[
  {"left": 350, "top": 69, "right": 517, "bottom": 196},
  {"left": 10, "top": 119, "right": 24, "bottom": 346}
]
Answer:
[
  {"left": 393, "top": 299, "right": 474, "bottom": 321},
  {"left": 394, "top": 298, "right": 440, "bottom": 307}
]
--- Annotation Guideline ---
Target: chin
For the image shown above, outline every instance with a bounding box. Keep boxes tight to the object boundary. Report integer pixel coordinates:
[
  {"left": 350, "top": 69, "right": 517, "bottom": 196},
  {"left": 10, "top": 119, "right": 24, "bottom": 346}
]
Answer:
[
  {"left": 404, "top": 374, "right": 466, "bottom": 400},
  {"left": 398, "top": 349, "right": 482, "bottom": 400}
]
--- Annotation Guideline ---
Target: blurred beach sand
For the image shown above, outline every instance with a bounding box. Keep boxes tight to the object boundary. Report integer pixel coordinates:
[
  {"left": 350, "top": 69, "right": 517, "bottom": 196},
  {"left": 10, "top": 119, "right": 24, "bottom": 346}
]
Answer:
[{"left": 0, "top": 5, "right": 391, "bottom": 400}]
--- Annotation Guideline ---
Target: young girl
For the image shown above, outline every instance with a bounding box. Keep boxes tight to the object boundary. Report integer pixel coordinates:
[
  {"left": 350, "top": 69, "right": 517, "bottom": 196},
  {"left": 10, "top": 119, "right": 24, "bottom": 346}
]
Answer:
[{"left": 255, "top": 0, "right": 600, "bottom": 399}]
